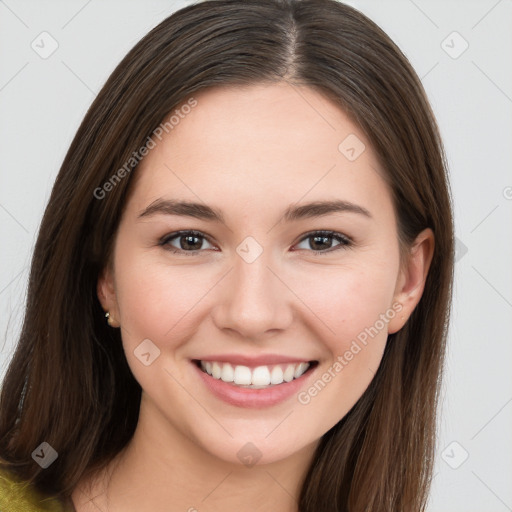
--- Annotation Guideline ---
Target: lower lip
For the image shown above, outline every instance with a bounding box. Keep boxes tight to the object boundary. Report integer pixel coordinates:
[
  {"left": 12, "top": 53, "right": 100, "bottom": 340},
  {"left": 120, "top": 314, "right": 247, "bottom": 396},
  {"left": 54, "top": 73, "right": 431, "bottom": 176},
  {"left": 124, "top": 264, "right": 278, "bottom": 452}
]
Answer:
[{"left": 192, "top": 361, "right": 317, "bottom": 408}]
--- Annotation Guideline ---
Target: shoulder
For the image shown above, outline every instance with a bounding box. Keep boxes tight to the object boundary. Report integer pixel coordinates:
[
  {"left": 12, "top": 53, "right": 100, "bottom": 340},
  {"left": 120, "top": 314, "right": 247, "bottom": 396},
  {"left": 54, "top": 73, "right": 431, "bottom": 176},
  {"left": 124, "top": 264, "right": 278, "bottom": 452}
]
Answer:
[{"left": 0, "top": 467, "right": 73, "bottom": 512}]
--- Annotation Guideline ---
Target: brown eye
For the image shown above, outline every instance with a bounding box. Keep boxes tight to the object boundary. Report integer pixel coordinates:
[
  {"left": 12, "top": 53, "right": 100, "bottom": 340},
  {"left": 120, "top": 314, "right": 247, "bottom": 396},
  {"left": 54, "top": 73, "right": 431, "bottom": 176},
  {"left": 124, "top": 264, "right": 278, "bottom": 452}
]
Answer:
[
  {"left": 160, "top": 230, "right": 215, "bottom": 254},
  {"left": 294, "top": 231, "right": 352, "bottom": 254}
]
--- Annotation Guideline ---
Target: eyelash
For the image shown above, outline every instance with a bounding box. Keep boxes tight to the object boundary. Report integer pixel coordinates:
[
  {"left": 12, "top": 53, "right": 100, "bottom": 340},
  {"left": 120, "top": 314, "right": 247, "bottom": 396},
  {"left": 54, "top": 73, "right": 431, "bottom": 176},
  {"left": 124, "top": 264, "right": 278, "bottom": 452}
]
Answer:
[{"left": 159, "top": 229, "right": 353, "bottom": 256}]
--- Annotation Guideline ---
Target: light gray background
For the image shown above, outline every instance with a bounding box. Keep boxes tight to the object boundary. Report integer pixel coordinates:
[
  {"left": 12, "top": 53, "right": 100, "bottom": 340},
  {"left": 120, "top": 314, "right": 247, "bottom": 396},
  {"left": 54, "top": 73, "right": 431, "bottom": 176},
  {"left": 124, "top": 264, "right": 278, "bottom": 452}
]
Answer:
[{"left": 1, "top": 1, "right": 511, "bottom": 511}]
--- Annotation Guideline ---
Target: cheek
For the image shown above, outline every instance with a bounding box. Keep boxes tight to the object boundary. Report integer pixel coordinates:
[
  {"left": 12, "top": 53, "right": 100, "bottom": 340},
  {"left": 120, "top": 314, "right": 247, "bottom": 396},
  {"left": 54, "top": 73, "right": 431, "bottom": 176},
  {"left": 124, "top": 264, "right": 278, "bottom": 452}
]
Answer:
[
  {"left": 111, "top": 253, "right": 211, "bottom": 399},
  {"left": 113, "top": 247, "right": 219, "bottom": 350},
  {"left": 293, "top": 297, "right": 390, "bottom": 429},
  {"left": 294, "top": 263, "right": 398, "bottom": 425},
  {"left": 292, "top": 261, "right": 398, "bottom": 349},
  {"left": 289, "top": 261, "right": 397, "bottom": 411}
]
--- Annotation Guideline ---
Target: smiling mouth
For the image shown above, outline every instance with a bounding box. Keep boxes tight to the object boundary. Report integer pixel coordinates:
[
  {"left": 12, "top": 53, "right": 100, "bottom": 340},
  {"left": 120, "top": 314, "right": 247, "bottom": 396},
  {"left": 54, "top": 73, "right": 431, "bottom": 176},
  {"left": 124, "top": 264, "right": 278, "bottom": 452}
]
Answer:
[{"left": 193, "top": 359, "right": 318, "bottom": 389}]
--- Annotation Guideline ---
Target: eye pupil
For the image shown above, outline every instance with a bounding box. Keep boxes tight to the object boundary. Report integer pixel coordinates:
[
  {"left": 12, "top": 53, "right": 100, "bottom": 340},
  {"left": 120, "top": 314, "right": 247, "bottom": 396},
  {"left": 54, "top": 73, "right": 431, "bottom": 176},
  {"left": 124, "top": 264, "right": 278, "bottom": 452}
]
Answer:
[
  {"left": 310, "top": 235, "right": 331, "bottom": 250},
  {"left": 181, "top": 235, "right": 202, "bottom": 250}
]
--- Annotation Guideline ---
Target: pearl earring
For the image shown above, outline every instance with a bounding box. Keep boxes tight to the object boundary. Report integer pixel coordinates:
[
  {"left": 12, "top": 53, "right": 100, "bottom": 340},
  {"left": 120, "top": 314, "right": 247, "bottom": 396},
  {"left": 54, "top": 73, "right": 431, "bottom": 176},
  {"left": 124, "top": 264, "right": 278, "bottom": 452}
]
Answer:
[{"left": 105, "top": 311, "right": 116, "bottom": 327}]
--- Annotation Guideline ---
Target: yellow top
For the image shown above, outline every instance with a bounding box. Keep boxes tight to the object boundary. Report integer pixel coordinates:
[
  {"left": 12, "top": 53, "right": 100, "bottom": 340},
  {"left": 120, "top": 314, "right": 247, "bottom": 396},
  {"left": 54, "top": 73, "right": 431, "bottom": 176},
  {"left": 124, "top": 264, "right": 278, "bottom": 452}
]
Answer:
[{"left": 0, "top": 468, "right": 74, "bottom": 512}]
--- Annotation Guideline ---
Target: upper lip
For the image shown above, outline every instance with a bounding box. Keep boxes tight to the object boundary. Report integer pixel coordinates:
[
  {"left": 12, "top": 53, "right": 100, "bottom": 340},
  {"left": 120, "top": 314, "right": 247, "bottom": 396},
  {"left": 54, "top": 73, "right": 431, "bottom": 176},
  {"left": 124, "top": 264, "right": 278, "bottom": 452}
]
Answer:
[{"left": 193, "top": 354, "right": 316, "bottom": 367}]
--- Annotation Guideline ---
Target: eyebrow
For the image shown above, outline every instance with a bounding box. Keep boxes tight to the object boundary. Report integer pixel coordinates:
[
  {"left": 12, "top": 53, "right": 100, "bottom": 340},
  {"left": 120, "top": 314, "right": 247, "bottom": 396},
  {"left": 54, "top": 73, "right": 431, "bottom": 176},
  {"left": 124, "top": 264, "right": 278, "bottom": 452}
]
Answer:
[{"left": 137, "top": 198, "right": 372, "bottom": 223}]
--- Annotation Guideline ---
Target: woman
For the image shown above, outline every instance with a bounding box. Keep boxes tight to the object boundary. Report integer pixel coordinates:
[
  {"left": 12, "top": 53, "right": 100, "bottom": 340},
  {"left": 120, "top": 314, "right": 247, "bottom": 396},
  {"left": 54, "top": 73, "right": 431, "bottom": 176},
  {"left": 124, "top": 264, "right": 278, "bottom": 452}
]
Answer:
[{"left": 0, "top": 0, "right": 454, "bottom": 510}]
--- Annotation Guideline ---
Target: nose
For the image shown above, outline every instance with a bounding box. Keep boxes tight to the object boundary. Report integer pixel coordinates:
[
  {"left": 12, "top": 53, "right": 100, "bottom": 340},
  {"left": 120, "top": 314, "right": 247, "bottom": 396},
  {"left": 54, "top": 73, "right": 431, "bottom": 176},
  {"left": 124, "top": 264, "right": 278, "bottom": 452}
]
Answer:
[{"left": 211, "top": 247, "right": 294, "bottom": 341}]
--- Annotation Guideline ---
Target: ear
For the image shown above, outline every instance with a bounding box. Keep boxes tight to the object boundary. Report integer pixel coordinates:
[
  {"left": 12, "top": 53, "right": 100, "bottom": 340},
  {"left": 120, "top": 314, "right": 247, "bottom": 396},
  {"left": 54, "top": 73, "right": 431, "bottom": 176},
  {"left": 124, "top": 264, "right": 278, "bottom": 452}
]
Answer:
[
  {"left": 97, "top": 263, "right": 120, "bottom": 328},
  {"left": 388, "top": 228, "right": 435, "bottom": 334}
]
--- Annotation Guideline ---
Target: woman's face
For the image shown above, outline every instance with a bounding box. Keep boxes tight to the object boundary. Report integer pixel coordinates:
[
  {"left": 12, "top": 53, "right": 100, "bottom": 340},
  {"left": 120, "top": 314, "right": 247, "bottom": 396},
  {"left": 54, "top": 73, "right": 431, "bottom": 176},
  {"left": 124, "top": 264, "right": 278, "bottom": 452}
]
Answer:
[{"left": 99, "top": 82, "right": 430, "bottom": 466}]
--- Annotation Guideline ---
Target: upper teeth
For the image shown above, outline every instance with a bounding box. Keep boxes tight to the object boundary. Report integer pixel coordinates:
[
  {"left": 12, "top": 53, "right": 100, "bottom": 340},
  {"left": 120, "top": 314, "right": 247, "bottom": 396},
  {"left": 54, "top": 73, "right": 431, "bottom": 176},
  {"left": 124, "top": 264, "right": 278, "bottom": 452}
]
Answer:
[{"left": 200, "top": 361, "right": 311, "bottom": 388}]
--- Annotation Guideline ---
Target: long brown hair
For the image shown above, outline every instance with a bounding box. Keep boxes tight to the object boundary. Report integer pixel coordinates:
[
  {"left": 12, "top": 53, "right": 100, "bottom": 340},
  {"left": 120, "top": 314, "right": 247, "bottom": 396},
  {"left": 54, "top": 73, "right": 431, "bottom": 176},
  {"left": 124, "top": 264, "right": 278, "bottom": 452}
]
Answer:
[{"left": 0, "top": 1, "right": 454, "bottom": 510}]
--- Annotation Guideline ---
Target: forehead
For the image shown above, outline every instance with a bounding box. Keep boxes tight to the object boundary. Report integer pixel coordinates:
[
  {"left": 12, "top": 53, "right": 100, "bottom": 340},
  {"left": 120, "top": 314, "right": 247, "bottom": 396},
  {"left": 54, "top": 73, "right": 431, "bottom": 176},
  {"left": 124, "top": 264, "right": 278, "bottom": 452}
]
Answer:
[{"left": 129, "top": 83, "right": 395, "bottom": 225}]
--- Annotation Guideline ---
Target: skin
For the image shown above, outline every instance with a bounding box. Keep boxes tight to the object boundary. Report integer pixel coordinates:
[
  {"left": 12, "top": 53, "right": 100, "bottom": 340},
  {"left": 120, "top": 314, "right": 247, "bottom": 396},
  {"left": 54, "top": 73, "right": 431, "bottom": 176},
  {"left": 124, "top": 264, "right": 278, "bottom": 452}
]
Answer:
[{"left": 72, "top": 82, "right": 434, "bottom": 511}]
